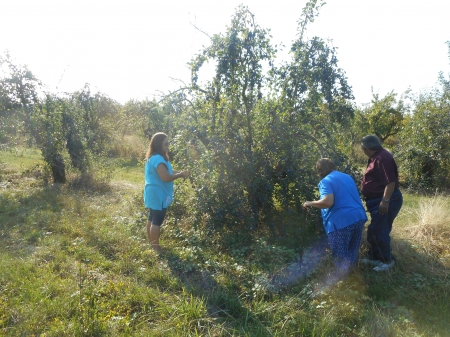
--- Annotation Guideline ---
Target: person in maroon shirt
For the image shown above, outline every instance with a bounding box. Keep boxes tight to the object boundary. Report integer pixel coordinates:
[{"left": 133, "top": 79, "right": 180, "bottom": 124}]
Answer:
[{"left": 360, "top": 135, "right": 403, "bottom": 272}]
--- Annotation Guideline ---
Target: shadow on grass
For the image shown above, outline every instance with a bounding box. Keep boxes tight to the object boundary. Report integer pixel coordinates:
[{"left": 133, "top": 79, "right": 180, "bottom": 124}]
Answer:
[
  {"left": 270, "top": 233, "right": 330, "bottom": 291},
  {"left": 159, "top": 248, "right": 274, "bottom": 336},
  {"left": 0, "top": 180, "right": 116, "bottom": 257},
  {"left": 0, "top": 185, "right": 66, "bottom": 255}
]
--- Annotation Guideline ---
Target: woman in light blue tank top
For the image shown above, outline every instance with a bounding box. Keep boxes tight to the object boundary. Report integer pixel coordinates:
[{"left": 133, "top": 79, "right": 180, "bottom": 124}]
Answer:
[{"left": 144, "top": 132, "right": 189, "bottom": 253}]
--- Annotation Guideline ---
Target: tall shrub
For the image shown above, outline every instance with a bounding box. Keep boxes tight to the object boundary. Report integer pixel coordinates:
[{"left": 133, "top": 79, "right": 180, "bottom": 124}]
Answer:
[{"left": 166, "top": 2, "right": 355, "bottom": 235}]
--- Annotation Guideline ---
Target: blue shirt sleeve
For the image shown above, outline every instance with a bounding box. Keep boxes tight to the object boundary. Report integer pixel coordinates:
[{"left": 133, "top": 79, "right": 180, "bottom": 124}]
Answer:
[{"left": 319, "top": 177, "right": 334, "bottom": 199}]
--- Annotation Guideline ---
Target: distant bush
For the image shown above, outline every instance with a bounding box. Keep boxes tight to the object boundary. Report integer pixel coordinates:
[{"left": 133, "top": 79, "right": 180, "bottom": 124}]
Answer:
[
  {"left": 396, "top": 42, "right": 450, "bottom": 190},
  {"left": 108, "top": 134, "right": 147, "bottom": 161},
  {"left": 396, "top": 88, "right": 450, "bottom": 190}
]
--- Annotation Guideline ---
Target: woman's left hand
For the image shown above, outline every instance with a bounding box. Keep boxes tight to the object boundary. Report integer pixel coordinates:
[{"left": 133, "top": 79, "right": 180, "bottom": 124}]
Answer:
[{"left": 379, "top": 200, "right": 389, "bottom": 215}]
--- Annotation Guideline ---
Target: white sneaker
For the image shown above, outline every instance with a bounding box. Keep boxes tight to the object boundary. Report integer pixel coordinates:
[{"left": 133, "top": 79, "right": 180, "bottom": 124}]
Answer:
[
  {"left": 373, "top": 260, "right": 395, "bottom": 272},
  {"left": 360, "top": 258, "right": 382, "bottom": 267}
]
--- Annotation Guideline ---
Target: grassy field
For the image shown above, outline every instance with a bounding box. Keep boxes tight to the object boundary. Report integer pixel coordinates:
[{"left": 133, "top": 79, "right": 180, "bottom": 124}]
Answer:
[{"left": 1, "top": 149, "right": 449, "bottom": 336}]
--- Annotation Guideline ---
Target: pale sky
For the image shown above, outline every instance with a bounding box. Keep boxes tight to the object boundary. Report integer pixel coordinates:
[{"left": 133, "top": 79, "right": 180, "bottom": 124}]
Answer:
[{"left": 1, "top": 0, "right": 449, "bottom": 106}]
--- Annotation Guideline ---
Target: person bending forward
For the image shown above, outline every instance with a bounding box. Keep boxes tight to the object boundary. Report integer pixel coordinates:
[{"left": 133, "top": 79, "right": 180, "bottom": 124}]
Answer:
[{"left": 304, "top": 158, "right": 367, "bottom": 276}]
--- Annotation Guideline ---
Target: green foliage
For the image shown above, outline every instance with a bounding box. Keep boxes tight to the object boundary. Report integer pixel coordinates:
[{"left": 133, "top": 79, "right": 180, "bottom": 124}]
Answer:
[
  {"left": 0, "top": 52, "right": 40, "bottom": 109},
  {"left": 119, "top": 98, "right": 168, "bottom": 141},
  {"left": 296, "top": 0, "right": 326, "bottom": 42},
  {"left": 396, "top": 43, "right": 450, "bottom": 189},
  {"left": 31, "top": 84, "right": 119, "bottom": 182},
  {"left": 66, "top": 84, "right": 118, "bottom": 168},
  {"left": 397, "top": 89, "right": 450, "bottom": 189},
  {"left": 181, "top": 5, "right": 280, "bottom": 229},
  {"left": 1, "top": 51, "right": 122, "bottom": 183},
  {"left": 352, "top": 90, "right": 407, "bottom": 144},
  {"left": 0, "top": 51, "right": 41, "bottom": 145},
  {"left": 167, "top": 3, "right": 355, "bottom": 237},
  {"left": 32, "top": 93, "right": 68, "bottom": 182}
]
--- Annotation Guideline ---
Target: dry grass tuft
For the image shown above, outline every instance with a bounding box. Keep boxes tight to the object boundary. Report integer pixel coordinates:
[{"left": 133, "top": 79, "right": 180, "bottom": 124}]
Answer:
[
  {"left": 405, "top": 195, "right": 450, "bottom": 256},
  {"left": 109, "top": 134, "right": 147, "bottom": 160}
]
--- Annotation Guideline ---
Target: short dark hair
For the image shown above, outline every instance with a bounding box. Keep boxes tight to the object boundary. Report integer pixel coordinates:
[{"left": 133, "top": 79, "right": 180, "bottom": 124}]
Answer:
[
  {"left": 316, "top": 158, "right": 336, "bottom": 178},
  {"left": 361, "top": 135, "right": 382, "bottom": 150}
]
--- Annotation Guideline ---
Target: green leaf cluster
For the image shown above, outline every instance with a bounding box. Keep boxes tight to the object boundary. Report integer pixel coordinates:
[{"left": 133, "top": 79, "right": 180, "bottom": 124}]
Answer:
[{"left": 166, "top": 3, "right": 356, "bottom": 236}]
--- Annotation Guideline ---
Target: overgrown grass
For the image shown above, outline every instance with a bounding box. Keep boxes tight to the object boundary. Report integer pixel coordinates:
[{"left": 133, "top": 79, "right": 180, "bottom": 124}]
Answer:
[{"left": 1, "top": 149, "right": 449, "bottom": 336}]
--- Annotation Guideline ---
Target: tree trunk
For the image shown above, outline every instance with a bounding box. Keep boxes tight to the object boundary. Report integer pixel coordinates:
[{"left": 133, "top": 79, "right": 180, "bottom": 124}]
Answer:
[{"left": 51, "top": 154, "right": 66, "bottom": 183}]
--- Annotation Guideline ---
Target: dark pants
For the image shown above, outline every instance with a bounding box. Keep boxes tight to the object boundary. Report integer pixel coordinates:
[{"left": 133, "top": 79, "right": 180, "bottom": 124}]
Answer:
[
  {"left": 328, "top": 220, "right": 365, "bottom": 274},
  {"left": 365, "top": 189, "right": 403, "bottom": 262}
]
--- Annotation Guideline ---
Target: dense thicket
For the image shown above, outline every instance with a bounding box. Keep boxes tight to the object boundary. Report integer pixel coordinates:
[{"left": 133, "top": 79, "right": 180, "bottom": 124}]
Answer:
[{"left": 163, "top": 3, "right": 356, "bottom": 235}]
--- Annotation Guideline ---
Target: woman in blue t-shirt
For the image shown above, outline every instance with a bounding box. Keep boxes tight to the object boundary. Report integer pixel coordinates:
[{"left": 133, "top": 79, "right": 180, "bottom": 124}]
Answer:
[
  {"left": 303, "top": 158, "right": 367, "bottom": 276},
  {"left": 144, "top": 132, "right": 189, "bottom": 253}
]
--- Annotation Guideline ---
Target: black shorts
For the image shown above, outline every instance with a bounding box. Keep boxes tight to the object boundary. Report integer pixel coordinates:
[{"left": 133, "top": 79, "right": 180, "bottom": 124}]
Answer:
[{"left": 148, "top": 208, "right": 167, "bottom": 226}]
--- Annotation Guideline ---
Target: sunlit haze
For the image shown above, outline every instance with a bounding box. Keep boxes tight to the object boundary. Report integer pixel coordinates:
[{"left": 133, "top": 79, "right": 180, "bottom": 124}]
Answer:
[{"left": 1, "top": 0, "right": 449, "bottom": 106}]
